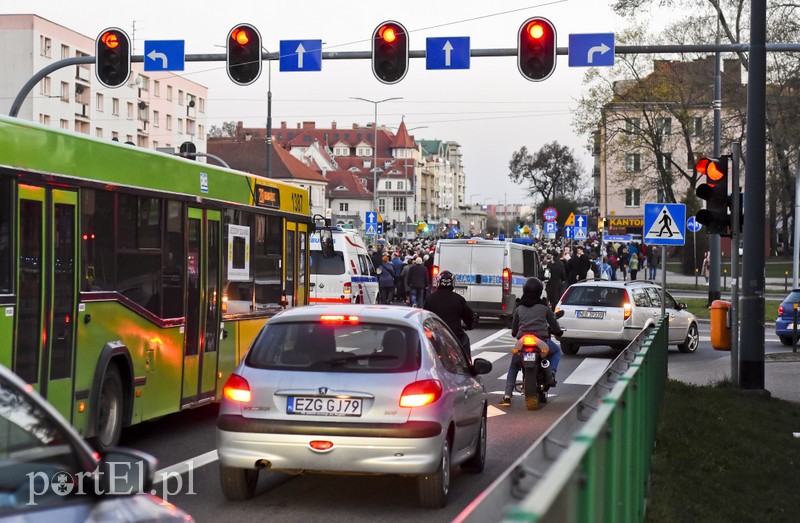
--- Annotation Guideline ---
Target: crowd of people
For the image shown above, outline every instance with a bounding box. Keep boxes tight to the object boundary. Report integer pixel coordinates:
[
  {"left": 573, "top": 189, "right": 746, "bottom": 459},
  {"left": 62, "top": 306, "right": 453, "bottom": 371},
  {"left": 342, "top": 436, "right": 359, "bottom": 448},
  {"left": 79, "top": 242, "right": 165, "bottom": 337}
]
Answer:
[{"left": 367, "top": 235, "right": 663, "bottom": 310}]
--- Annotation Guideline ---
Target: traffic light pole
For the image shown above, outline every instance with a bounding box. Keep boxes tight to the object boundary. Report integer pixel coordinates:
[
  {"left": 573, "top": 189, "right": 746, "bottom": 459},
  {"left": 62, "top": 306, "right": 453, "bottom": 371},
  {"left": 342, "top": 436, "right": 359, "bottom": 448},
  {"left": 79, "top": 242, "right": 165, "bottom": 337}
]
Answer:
[
  {"left": 708, "top": 46, "right": 722, "bottom": 308},
  {"left": 730, "top": 142, "right": 741, "bottom": 385}
]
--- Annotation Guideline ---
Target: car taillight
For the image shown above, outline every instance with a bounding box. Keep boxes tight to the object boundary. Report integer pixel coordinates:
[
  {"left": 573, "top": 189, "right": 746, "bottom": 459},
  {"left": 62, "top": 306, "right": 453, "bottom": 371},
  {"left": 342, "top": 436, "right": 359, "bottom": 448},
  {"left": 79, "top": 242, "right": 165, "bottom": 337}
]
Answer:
[
  {"left": 432, "top": 265, "right": 439, "bottom": 278},
  {"left": 343, "top": 282, "right": 352, "bottom": 295},
  {"left": 223, "top": 374, "right": 251, "bottom": 403},
  {"left": 778, "top": 305, "right": 784, "bottom": 316},
  {"left": 502, "top": 268, "right": 511, "bottom": 294},
  {"left": 399, "top": 379, "right": 442, "bottom": 408},
  {"left": 623, "top": 300, "right": 632, "bottom": 320}
]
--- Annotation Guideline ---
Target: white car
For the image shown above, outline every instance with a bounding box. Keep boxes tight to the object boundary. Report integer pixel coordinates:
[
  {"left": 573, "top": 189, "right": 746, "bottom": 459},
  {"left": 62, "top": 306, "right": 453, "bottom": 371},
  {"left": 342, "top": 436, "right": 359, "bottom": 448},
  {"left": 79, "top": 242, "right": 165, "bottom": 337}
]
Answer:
[{"left": 555, "top": 280, "right": 699, "bottom": 355}]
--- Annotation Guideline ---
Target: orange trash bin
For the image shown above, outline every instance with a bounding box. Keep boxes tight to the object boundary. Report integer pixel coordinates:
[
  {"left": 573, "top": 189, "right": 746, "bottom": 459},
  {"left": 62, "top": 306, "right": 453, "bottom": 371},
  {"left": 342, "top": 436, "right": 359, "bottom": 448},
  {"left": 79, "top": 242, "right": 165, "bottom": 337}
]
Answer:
[{"left": 709, "top": 300, "right": 731, "bottom": 351}]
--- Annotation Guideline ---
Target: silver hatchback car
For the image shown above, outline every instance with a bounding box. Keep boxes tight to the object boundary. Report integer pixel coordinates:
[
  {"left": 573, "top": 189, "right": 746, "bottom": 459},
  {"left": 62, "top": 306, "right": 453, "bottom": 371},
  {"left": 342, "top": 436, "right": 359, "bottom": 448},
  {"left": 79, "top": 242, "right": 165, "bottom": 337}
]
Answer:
[{"left": 216, "top": 304, "right": 492, "bottom": 508}]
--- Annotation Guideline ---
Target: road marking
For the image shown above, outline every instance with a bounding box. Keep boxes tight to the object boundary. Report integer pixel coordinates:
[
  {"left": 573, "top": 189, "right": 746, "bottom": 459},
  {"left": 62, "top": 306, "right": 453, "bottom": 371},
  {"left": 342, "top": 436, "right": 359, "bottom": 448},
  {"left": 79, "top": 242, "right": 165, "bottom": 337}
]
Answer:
[
  {"left": 472, "top": 328, "right": 511, "bottom": 349},
  {"left": 155, "top": 449, "right": 218, "bottom": 484},
  {"left": 563, "top": 358, "right": 612, "bottom": 385},
  {"left": 487, "top": 405, "right": 506, "bottom": 417}
]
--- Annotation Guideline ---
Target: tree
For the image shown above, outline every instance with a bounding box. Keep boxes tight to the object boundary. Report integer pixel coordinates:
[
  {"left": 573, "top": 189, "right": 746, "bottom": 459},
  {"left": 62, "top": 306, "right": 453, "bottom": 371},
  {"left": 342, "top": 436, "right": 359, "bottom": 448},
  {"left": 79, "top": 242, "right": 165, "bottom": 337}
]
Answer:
[
  {"left": 508, "top": 141, "right": 587, "bottom": 206},
  {"left": 607, "top": 0, "right": 800, "bottom": 254},
  {"left": 207, "top": 121, "right": 237, "bottom": 138}
]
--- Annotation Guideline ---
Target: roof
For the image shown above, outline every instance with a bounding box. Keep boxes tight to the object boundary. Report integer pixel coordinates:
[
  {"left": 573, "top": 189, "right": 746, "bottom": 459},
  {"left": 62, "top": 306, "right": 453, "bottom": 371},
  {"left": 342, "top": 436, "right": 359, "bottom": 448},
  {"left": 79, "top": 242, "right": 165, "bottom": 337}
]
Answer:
[
  {"left": 206, "top": 139, "right": 327, "bottom": 182},
  {"left": 390, "top": 120, "right": 415, "bottom": 149},
  {"left": 325, "top": 170, "right": 373, "bottom": 199}
]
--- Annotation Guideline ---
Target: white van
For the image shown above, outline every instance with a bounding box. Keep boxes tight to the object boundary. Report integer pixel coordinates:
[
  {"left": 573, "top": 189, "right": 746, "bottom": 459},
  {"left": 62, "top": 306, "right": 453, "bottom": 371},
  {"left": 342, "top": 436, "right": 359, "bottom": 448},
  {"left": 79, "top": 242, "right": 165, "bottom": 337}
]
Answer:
[
  {"left": 309, "top": 227, "right": 379, "bottom": 304},
  {"left": 433, "top": 238, "right": 541, "bottom": 324}
]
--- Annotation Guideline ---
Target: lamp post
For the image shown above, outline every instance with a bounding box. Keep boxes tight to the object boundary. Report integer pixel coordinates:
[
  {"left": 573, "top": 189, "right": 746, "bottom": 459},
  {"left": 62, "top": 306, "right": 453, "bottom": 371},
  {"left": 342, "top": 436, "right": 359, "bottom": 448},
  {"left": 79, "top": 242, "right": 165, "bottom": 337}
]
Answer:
[
  {"left": 264, "top": 47, "right": 274, "bottom": 178},
  {"left": 350, "top": 97, "right": 403, "bottom": 216}
]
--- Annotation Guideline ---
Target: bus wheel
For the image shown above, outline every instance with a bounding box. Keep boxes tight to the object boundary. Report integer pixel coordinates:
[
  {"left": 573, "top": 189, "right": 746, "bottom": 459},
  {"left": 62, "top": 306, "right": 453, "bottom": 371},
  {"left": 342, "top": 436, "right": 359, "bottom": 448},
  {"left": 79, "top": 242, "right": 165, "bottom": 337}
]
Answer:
[{"left": 93, "top": 365, "right": 123, "bottom": 450}]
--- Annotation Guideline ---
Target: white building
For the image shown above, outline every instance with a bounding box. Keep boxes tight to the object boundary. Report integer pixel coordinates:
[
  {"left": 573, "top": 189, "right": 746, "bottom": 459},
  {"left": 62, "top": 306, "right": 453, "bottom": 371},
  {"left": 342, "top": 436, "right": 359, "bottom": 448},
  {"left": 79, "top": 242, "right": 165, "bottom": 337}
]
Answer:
[{"left": 0, "top": 14, "right": 208, "bottom": 154}]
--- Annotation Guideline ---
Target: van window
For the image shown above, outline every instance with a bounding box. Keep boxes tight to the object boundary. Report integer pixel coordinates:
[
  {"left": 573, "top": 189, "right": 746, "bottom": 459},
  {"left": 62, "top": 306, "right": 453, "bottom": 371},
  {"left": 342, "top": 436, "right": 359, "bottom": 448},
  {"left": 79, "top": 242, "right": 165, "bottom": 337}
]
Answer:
[
  {"left": 359, "top": 254, "right": 376, "bottom": 276},
  {"left": 310, "top": 250, "right": 345, "bottom": 275},
  {"left": 522, "top": 250, "right": 537, "bottom": 277}
]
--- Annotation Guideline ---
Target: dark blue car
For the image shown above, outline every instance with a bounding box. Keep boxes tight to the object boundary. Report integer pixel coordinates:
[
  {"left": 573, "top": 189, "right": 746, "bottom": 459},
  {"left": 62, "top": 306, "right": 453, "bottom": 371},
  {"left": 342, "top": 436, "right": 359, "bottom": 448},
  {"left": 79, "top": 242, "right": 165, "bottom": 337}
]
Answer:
[{"left": 776, "top": 289, "right": 800, "bottom": 346}]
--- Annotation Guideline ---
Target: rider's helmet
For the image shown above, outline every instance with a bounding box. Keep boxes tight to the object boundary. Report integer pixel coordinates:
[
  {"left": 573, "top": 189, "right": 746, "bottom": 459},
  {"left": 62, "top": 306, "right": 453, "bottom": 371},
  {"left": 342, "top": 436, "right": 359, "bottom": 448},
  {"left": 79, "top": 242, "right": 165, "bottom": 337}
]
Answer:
[
  {"left": 522, "top": 277, "right": 544, "bottom": 298},
  {"left": 437, "top": 270, "right": 455, "bottom": 289}
]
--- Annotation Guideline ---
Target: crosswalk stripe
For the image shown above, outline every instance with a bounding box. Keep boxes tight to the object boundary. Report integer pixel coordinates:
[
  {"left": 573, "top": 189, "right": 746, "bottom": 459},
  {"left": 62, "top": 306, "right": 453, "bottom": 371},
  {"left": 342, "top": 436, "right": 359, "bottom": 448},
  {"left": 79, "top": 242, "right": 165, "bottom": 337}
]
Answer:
[
  {"left": 563, "top": 358, "right": 612, "bottom": 385},
  {"left": 472, "top": 350, "right": 508, "bottom": 364},
  {"left": 472, "top": 329, "right": 511, "bottom": 349}
]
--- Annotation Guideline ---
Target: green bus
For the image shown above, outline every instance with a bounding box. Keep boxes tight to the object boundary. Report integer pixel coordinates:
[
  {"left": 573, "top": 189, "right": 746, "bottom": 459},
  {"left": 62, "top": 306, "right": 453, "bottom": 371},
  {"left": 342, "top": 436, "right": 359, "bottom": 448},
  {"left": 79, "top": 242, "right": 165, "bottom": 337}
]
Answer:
[{"left": 0, "top": 116, "right": 312, "bottom": 448}]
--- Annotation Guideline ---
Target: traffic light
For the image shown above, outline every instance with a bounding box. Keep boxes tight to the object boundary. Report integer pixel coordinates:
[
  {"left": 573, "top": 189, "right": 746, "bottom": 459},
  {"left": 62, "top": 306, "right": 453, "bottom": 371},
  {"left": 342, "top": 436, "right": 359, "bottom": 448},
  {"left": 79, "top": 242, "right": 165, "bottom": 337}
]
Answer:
[
  {"left": 517, "top": 17, "right": 556, "bottom": 81},
  {"left": 695, "top": 156, "right": 731, "bottom": 236},
  {"left": 227, "top": 24, "right": 262, "bottom": 86},
  {"left": 371, "top": 21, "right": 409, "bottom": 84},
  {"left": 95, "top": 28, "right": 131, "bottom": 88},
  {"left": 179, "top": 141, "right": 197, "bottom": 160}
]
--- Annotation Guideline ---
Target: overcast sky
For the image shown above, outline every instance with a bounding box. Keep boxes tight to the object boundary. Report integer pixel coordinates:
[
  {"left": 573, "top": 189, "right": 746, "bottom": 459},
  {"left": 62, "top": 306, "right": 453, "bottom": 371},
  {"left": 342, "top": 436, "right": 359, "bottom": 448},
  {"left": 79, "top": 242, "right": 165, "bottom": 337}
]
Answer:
[{"left": 7, "top": 0, "right": 634, "bottom": 206}]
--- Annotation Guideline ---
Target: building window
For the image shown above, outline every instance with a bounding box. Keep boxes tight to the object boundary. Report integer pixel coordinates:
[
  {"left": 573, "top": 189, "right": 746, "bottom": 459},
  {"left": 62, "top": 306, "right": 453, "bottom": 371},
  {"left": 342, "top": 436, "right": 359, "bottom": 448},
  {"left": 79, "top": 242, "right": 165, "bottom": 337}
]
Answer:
[
  {"left": 656, "top": 117, "right": 672, "bottom": 135},
  {"left": 339, "top": 202, "right": 349, "bottom": 212},
  {"left": 659, "top": 152, "right": 672, "bottom": 172},
  {"left": 61, "top": 44, "right": 70, "bottom": 60},
  {"left": 40, "top": 76, "right": 51, "bottom": 96},
  {"left": 127, "top": 102, "right": 134, "bottom": 119},
  {"left": 178, "top": 90, "right": 184, "bottom": 105},
  {"left": 392, "top": 197, "right": 406, "bottom": 212},
  {"left": 95, "top": 127, "right": 103, "bottom": 138},
  {"left": 166, "top": 115, "right": 172, "bottom": 131},
  {"left": 40, "top": 36, "right": 52, "bottom": 57},
  {"left": 112, "top": 98, "right": 119, "bottom": 116},
  {"left": 39, "top": 114, "right": 51, "bottom": 125},
  {"left": 60, "top": 81, "right": 69, "bottom": 102},
  {"left": 178, "top": 118, "right": 184, "bottom": 134},
  {"left": 139, "top": 75, "right": 150, "bottom": 92},
  {"left": 625, "top": 189, "right": 641, "bottom": 207},
  {"left": 60, "top": 119, "right": 69, "bottom": 130},
  {"left": 378, "top": 199, "right": 386, "bottom": 214},
  {"left": 385, "top": 181, "right": 392, "bottom": 190},
  {"left": 153, "top": 80, "right": 160, "bottom": 97},
  {"left": 153, "top": 110, "right": 160, "bottom": 127},
  {"left": 693, "top": 117, "right": 703, "bottom": 136},
  {"left": 112, "top": 131, "right": 119, "bottom": 141},
  {"left": 199, "top": 98, "right": 205, "bottom": 113},
  {"left": 96, "top": 93, "right": 104, "bottom": 111},
  {"left": 397, "top": 181, "right": 404, "bottom": 190},
  {"left": 167, "top": 86, "right": 173, "bottom": 101},
  {"left": 625, "top": 153, "right": 641, "bottom": 172},
  {"left": 625, "top": 118, "right": 640, "bottom": 134},
  {"left": 198, "top": 124, "right": 204, "bottom": 137}
]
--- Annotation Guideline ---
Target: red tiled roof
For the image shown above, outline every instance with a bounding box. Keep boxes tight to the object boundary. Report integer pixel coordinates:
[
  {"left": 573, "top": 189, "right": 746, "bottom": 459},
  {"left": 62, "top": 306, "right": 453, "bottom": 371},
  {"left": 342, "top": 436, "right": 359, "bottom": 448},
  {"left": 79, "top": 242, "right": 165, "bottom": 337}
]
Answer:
[
  {"left": 206, "top": 139, "right": 327, "bottom": 182},
  {"left": 390, "top": 120, "right": 415, "bottom": 149},
  {"left": 325, "top": 170, "right": 372, "bottom": 199}
]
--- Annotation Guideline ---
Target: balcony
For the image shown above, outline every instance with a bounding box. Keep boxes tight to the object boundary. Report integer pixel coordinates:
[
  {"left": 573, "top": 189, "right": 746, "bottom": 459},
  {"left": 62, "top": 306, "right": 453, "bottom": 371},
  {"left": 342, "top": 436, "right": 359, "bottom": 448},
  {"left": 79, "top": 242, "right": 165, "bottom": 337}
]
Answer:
[{"left": 74, "top": 103, "right": 89, "bottom": 120}]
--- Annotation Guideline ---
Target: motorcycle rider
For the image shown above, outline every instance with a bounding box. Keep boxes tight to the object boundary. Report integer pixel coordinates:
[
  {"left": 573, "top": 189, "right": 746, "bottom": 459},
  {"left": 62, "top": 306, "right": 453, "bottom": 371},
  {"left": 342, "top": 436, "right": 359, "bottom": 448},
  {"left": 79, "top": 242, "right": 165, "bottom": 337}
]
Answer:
[
  {"left": 424, "top": 270, "right": 474, "bottom": 358},
  {"left": 499, "top": 277, "right": 563, "bottom": 407}
]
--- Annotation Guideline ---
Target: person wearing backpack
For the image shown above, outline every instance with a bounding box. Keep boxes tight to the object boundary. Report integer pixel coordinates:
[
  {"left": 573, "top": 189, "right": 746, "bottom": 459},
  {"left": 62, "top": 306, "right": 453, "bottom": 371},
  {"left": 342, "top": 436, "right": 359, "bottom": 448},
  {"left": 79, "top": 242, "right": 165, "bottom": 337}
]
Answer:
[
  {"left": 600, "top": 256, "right": 613, "bottom": 280},
  {"left": 377, "top": 255, "right": 396, "bottom": 304}
]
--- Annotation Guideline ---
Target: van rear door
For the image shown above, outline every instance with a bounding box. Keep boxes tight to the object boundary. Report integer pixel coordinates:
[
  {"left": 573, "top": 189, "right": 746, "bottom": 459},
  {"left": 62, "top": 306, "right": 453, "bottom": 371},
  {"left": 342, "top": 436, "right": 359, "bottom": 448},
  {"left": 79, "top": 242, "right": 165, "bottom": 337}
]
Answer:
[{"left": 467, "top": 244, "right": 504, "bottom": 304}]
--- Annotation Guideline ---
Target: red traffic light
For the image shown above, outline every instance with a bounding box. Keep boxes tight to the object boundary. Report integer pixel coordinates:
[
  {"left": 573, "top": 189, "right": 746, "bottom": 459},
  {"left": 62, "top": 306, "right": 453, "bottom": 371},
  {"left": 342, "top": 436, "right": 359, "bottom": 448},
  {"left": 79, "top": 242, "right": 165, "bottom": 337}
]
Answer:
[
  {"left": 95, "top": 27, "right": 131, "bottom": 89},
  {"left": 517, "top": 17, "right": 556, "bottom": 82},
  {"left": 695, "top": 156, "right": 731, "bottom": 235},
  {"left": 371, "top": 21, "right": 409, "bottom": 84},
  {"left": 695, "top": 157, "right": 725, "bottom": 182},
  {"left": 226, "top": 23, "right": 262, "bottom": 86}
]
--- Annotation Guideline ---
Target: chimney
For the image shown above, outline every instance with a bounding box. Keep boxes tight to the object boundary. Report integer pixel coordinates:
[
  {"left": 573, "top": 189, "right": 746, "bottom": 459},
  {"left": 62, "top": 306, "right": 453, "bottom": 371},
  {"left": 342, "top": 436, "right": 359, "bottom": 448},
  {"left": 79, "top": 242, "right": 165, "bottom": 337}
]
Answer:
[
  {"left": 331, "top": 121, "right": 337, "bottom": 130},
  {"left": 281, "top": 121, "right": 287, "bottom": 129},
  {"left": 303, "top": 121, "right": 315, "bottom": 129}
]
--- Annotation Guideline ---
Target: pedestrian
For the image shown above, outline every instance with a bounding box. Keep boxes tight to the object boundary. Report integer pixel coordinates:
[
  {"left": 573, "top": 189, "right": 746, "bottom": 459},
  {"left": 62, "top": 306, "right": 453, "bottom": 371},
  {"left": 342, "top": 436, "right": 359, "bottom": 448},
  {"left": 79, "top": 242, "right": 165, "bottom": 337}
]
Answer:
[
  {"left": 544, "top": 253, "right": 566, "bottom": 310},
  {"left": 647, "top": 245, "right": 659, "bottom": 280},
  {"left": 629, "top": 252, "right": 640, "bottom": 280},
  {"left": 424, "top": 270, "right": 474, "bottom": 356},
  {"left": 405, "top": 257, "right": 430, "bottom": 308},
  {"left": 702, "top": 251, "right": 711, "bottom": 282},
  {"left": 377, "top": 255, "right": 396, "bottom": 304}
]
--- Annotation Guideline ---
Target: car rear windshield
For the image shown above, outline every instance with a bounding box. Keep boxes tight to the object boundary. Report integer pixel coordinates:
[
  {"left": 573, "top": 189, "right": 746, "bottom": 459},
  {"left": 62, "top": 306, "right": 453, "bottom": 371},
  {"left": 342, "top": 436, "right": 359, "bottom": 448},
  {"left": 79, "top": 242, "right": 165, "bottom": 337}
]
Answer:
[
  {"left": 245, "top": 322, "right": 421, "bottom": 373},
  {"left": 561, "top": 286, "right": 628, "bottom": 307},
  {"left": 784, "top": 291, "right": 800, "bottom": 305},
  {"left": 310, "top": 251, "right": 346, "bottom": 275}
]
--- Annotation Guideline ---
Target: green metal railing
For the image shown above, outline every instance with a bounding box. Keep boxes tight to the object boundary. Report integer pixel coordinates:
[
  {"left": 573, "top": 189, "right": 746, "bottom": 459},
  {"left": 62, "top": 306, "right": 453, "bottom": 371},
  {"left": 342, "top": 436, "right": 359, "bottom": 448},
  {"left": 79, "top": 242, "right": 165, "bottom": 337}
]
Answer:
[{"left": 502, "top": 318, "right": 668, "bottom": 522}]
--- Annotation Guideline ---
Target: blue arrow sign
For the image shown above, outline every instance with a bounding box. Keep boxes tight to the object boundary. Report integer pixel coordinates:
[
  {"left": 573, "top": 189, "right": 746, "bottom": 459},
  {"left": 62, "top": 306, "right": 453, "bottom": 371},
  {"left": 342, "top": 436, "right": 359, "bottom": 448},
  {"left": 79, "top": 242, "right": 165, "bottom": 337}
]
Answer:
[
  {"left": 365, "top": 212, "right": 377, "bottom": 224},
  {"left": 426, "top": 37, "right": 470, "bottom": 69},
  {"left": 564, "top": 226, "right": 574, "bottom": 239},
  {"left": 687, "top": 216, "right": 702, "bottom": 233},
  {"left": 568, "top": 33, "right": 614, "bottom": 67},
  {"left": 279, "top": 40, "right": 322, "bottom": 72},
  {"left": 144, "top": 40, "right": 185, "bottom": 71}
]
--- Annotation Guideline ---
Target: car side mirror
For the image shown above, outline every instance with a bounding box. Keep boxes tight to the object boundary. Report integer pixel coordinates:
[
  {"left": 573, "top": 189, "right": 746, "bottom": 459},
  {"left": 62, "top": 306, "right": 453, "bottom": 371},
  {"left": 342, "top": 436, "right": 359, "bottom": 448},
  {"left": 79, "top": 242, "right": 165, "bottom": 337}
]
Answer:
[
  {"left": 98, "top": 448, "right": 158, "bottom": 494},
  {"left": 555, "top": 310, "right": 565, "bottom": 319},
  {"left": 677, "top": 302, "right": 687, "bottom": 310},
  {"left": 471, "top": 358, "right": 492, "bottom": 375}
]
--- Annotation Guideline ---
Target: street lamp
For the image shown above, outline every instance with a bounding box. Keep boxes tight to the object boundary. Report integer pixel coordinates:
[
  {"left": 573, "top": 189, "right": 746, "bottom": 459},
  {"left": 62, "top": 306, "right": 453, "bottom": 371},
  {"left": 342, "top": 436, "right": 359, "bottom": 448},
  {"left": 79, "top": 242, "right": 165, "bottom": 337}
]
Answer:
[
  {"left": 264, "top": 47, "right": 274, "bottom": 178},
  {"left": 350, "top": 96, "right": 403, "bottom": 216}
]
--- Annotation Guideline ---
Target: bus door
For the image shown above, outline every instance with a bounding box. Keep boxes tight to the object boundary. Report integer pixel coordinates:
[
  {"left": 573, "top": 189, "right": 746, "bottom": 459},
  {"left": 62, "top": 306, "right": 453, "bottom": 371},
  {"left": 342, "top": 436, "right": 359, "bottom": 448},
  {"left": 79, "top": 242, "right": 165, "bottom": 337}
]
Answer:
[
  {"left": 15, "top": 186, "right": 77, "bottom": 420},
  {"left": 181, "top": 208, "right": 221, "bottom": 407},
  {"left": 284, "top": 221, "right": 308, "bottom": 307}
]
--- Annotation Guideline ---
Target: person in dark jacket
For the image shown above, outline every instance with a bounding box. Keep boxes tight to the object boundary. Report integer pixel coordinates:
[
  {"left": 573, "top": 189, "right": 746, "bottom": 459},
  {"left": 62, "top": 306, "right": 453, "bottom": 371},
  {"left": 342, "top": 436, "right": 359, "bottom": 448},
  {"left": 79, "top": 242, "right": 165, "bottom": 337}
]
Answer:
[
  {"left": 377, "top": 256, "right": 396, "bottom": 304},
  {"left": 424, "top": 270, "right": 474, "bottom": 355},
  {"left": 406, "top": 257, "right": 430, "bottom": 307},
  {"left": 543, "top": 253, "right": 565, "bottom": 310},
  {"left": 499, "top": 277, "right": 563, "bottom": 407}
]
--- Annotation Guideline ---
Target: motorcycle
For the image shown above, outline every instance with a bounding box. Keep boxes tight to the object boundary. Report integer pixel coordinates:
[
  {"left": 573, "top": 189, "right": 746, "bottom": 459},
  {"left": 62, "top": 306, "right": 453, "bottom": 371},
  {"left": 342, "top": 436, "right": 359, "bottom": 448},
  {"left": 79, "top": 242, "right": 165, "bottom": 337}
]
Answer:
[{"left": 513, "top": 311, "right": 564, "bottom": 411}]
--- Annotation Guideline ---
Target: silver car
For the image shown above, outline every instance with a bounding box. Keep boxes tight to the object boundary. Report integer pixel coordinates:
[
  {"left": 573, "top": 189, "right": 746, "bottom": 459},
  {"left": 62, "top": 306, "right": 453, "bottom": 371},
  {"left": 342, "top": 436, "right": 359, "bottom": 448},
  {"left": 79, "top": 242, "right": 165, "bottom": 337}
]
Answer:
[
  {"left": 555, "top": 280, "right": 699, "bottom": 355},
  {"left": 216, "top": 304, "right": 492, "bottom": 508}
]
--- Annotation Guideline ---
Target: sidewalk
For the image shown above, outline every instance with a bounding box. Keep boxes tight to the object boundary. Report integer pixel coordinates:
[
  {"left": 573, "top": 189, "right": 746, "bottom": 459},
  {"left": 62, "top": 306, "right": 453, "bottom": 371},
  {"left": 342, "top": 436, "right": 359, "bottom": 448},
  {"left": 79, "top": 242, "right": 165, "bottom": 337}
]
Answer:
[{"left": 661, "top": 269, "right": 791, "bottom": 293}]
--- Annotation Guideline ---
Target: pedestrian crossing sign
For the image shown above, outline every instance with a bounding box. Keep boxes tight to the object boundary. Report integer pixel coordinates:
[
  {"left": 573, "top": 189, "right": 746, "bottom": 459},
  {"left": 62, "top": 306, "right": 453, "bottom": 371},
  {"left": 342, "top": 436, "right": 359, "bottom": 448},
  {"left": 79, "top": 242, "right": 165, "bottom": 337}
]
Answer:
[{"left": 643, "top": 203, "right": 686, "bottom": 246}]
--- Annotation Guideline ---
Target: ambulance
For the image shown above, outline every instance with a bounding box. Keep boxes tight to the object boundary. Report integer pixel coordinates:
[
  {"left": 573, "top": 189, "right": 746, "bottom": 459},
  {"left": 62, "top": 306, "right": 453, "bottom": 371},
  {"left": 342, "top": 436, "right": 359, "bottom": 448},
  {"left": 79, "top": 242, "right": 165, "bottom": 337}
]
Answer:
[
  {"left": 433, "top": 238, "right": 541, "bottom": 325},
  {"left": 309, "top": 227, "right": 379, "bottom": 304}
]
